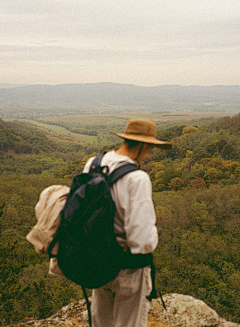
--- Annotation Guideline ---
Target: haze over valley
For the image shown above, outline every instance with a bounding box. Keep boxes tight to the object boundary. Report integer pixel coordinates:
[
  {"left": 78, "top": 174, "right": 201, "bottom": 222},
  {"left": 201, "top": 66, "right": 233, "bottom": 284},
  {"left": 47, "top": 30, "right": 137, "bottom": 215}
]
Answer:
[{"left": 0, "top": 83, "right": 239, "bottom": 119}]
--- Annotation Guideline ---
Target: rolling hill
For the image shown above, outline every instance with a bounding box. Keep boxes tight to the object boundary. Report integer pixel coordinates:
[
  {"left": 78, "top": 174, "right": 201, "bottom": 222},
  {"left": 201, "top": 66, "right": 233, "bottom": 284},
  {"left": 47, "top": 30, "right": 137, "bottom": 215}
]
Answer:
[{"left": 0, "top": 83, "right": 239, "bottom": 118}]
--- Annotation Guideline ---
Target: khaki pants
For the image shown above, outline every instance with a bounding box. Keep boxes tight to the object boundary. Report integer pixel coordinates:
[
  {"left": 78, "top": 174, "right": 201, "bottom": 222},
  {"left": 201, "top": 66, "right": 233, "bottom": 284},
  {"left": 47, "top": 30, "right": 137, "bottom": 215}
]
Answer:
[{"left": 92, "top": 267, "right": 151, "bottom": 327}]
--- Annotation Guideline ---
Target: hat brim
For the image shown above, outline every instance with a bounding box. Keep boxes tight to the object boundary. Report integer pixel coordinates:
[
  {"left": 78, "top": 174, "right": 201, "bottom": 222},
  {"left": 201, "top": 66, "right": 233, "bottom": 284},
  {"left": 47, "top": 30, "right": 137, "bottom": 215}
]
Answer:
[{"left": 109, "top": 131, "right": 172, "bottom": 150}]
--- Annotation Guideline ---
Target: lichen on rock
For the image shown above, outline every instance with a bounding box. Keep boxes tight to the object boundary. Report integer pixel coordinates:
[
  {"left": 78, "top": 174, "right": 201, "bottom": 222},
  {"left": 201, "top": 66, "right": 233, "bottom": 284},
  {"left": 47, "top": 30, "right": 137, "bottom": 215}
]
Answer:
[{"left": 149, "top": 294, "right": 240, "bottom": 327}]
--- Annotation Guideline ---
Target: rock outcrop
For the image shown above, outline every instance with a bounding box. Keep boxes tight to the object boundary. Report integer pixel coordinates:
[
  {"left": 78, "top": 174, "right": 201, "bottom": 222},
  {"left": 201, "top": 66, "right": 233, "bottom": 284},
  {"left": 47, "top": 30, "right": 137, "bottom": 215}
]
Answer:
[
  {"left": 7, "top": 294, "right": 240, "bottom": 327},
  {"left": 149, "top": 294, "right": 239, "bottom": 327}
]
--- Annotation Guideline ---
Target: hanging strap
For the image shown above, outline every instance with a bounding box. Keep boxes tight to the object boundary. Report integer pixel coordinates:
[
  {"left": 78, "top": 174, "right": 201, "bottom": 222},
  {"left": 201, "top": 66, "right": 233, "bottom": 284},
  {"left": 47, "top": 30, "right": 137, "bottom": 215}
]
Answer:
[
  {"left": 81, "top": 287, "right": 92, "bottom": 327},
  {"left": 134, "top": 142, "right": 144, "bottom": 162},
  {"left": 146, "top": 260, "right": 167, "bottom": 310}
]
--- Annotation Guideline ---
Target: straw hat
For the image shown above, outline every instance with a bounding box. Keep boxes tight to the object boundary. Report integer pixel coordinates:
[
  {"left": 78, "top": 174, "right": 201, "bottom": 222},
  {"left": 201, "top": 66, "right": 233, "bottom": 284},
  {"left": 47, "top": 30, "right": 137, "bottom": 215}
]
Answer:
[{"left": 110, "top": 119, "right": 172, "bottom": 150}]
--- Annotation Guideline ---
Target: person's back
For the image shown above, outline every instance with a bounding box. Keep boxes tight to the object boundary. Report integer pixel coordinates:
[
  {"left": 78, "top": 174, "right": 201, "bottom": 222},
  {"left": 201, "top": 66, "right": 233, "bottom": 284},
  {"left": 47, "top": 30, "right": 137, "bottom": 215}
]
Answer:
[{"left": 83, "top": 119, "right": 171, "bottom": 327}]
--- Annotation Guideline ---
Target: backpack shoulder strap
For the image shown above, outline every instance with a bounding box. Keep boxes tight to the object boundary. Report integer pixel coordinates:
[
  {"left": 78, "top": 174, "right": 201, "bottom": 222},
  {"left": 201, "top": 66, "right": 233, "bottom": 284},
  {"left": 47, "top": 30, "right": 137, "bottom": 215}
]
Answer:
[
  {"left": 90, "top": 153, "right": 105, "bottom": 171},
  {"left": 90, "top": 154, "right": 139, "bottom": 185},
  {"left": 108, "top": 163, "right": 139, "bottom": 186}
]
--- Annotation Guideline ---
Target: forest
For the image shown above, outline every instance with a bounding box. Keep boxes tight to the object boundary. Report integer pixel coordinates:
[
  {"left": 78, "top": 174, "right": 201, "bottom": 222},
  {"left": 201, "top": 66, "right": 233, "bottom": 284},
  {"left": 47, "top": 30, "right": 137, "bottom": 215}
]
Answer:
[{"left": 1, "top": 113, "right": 240, "bottom": 324}]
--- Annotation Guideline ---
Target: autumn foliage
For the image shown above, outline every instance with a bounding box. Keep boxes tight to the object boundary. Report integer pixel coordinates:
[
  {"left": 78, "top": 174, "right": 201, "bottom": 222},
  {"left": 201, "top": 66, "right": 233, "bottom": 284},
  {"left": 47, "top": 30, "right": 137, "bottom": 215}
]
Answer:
[{"left": 1, "top": 114, "right": 240, "bottom": 323}]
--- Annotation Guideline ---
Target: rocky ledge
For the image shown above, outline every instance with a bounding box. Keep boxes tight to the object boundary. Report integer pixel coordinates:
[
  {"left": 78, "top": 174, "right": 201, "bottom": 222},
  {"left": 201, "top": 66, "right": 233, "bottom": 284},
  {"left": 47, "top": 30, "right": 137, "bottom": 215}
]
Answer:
[{"left": 7, "top": 294, "right": 240, "bottom": 327}]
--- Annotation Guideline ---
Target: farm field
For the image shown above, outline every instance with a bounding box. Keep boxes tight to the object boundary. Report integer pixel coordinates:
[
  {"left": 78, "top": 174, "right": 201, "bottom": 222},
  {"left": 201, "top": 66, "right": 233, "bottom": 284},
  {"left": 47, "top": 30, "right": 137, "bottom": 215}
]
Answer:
[
  {"left": 118, "top": 111, "right": 230, "bottom": 120},
  {"left": 30, "top": 111, "right": 230, "bottom": 123},
  {"left": 24, "top": 120, "right": 96, "bottom": 143},
  {"left": 22, "top": 111, "right": 232, "bottom": 145}
]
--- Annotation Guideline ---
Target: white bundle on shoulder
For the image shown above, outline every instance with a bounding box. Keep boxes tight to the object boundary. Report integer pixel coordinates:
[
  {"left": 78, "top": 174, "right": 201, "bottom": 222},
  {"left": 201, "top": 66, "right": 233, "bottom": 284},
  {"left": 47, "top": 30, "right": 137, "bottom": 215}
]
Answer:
[{"left": 26, "top": 185, "right": 70, "bottom": 277}]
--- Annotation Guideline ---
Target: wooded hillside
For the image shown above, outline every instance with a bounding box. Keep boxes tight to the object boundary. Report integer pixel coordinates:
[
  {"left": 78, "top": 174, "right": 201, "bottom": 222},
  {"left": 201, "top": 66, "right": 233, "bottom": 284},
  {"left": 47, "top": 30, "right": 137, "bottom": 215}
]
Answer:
[{"left": 1, "top": 114, "right": 240, "bottom": 324}]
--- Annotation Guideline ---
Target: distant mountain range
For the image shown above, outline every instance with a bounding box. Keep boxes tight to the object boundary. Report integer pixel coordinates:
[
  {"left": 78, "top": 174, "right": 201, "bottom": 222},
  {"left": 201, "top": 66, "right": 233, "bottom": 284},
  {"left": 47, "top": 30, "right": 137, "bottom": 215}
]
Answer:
[{"left": 0, "top": 83, "right": 239, "bottom": 118}]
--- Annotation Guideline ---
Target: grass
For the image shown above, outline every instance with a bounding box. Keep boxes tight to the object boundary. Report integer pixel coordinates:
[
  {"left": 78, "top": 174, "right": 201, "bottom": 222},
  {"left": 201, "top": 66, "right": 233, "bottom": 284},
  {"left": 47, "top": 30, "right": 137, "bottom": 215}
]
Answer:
[
  {"left": 18, "top": 111, "right": 233, "bottom": 145},
  {"left": 24, "top": 120, "right": 97, "bottom": 142}
]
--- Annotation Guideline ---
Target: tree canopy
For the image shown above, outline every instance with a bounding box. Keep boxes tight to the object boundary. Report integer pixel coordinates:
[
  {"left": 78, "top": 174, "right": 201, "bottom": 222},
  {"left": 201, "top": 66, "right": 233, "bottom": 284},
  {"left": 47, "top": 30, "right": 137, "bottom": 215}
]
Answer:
[{"left": 1, "top": 113, "right": 240, "bottom": 324}]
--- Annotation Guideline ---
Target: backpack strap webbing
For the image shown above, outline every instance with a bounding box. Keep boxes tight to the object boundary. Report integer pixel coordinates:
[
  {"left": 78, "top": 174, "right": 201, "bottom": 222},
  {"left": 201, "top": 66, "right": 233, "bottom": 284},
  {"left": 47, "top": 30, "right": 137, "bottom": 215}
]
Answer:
[
  {"left": 108, "top": 163, "right": 139, "bottom": 186},
  {"left": 90, "top": 154, "right": 139, "bottom": 186},
  {"left": 146, "top": 260, "right": 167, "bottom": 310},
  {"left": 81, "top": 287, "right": 92, "bottom": 327},
  {"left": 90, "top": 153, "right": 105, "bottom": 170}
]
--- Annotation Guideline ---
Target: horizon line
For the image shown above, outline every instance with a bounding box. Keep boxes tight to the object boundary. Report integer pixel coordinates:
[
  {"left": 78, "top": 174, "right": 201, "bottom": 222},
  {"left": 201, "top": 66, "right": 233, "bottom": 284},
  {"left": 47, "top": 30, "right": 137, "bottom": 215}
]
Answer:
[{"left": 1, "top": 82, "right": 240, "bottom": 88}]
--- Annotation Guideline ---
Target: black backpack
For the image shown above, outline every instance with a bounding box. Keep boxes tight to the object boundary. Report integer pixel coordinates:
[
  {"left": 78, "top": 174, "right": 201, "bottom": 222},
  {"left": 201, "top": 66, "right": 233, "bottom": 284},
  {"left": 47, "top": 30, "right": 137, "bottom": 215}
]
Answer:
[{"left": 49, "top": 154, "right": 165, "bottom": 326}]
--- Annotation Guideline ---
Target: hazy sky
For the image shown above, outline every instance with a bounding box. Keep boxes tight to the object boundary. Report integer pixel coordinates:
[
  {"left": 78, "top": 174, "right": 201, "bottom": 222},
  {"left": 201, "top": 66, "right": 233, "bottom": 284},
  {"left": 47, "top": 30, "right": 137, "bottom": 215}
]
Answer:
[{"left": 1, "top": 0, "right": 240, "bottom": 86}]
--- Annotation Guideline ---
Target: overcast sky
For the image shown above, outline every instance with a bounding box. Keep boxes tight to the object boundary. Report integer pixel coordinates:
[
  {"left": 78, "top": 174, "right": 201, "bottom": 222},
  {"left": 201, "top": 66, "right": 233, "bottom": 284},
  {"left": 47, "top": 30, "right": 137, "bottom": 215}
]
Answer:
[{"left": 1, "top": 0, "right": 240, "bottom": 86}]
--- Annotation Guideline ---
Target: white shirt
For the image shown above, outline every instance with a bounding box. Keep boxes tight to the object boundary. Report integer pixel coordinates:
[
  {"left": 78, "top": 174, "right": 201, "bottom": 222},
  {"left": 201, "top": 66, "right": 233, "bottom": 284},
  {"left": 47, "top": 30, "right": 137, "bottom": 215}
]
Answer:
[{"left": 83, "top": 150, "right": 158, "bottom": 254}]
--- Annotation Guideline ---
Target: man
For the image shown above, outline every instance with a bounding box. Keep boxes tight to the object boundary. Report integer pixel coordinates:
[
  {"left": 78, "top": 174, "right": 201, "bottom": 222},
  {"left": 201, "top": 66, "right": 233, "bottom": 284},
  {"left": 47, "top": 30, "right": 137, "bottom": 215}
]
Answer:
[{"left": 83, "top": 119, "right": 171, "bottom": 327}]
